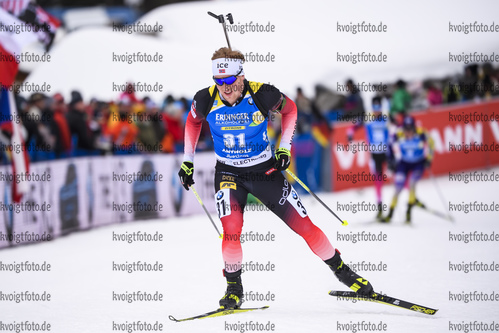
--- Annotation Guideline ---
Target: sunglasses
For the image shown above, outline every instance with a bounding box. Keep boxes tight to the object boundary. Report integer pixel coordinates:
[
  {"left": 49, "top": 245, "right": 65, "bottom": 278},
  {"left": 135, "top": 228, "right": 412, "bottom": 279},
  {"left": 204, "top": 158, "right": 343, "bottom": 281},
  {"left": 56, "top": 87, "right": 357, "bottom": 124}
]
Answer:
[{"left": 213, "top": 69, "right": 243, "bottom": 86}]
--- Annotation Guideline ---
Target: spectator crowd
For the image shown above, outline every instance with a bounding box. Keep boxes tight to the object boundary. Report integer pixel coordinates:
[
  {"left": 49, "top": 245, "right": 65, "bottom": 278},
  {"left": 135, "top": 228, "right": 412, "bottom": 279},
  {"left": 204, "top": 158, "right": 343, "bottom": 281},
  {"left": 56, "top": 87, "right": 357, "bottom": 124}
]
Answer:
[
  {"left": 2, "top": 62, "right": 498, "bottom": 164},
  {"left": 296, "top": 62, "right": 499, "bottom": 128}
]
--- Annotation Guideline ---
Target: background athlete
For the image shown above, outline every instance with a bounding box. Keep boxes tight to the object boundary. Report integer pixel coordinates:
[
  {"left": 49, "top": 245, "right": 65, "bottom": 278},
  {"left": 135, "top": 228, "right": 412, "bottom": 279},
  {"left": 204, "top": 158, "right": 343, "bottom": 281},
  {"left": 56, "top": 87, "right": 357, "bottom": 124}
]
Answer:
[
  {"left": 381, "top": 116, "right": 434, "bottom": 223},
  {"left": 347, "top": 96, "right": 389, "bottom": 221},
  {"left": 178, "top": 47, "right": 374, "bottom": 309}
]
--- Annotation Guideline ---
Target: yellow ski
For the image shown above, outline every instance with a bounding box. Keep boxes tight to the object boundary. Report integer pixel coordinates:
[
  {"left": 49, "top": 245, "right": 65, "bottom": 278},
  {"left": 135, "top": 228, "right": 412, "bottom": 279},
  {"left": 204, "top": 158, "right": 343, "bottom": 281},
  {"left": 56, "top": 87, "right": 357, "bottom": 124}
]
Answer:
[{"left": 169, "top": 306, "right": 269, "bottom": 322}]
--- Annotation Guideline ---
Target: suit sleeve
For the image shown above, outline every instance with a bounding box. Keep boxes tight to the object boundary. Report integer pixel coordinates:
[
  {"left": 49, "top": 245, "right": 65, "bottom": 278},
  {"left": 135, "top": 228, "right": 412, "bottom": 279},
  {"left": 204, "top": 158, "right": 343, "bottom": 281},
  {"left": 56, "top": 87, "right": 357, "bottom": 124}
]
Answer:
[
  {"left": 183, "top": 88, "right": 210, "bottom": 162},
  {"left": 253, "top": 84, "right": 297, "bottom": 151},
  {"left": 387, "top": 132, "right": 397, "bottom": 162},
  {"left": 278, "top": 95, "right": 297, "bottom": 151},
  {"left": 421, "top": 130, "right": 434, "bottom": 161}
]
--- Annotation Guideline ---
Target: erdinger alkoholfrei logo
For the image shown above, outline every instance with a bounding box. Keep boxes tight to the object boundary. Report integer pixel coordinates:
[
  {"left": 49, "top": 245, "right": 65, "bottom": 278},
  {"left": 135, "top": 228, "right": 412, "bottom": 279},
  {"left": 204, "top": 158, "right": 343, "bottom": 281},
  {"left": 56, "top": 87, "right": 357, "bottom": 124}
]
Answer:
[
  {"left": 215, "top": 113, "right": 250, "bottom": 125},
  {"left": 133, "top": 160, "right": 158, "bottom": 220}
]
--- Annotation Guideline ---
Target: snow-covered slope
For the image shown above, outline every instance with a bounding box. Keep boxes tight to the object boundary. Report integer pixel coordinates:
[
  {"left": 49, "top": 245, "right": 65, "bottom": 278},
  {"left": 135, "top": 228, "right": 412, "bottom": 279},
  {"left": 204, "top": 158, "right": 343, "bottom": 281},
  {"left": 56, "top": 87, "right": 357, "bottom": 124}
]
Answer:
[{"left": 1, "top": 170, "right": 498, "bottom": 332}]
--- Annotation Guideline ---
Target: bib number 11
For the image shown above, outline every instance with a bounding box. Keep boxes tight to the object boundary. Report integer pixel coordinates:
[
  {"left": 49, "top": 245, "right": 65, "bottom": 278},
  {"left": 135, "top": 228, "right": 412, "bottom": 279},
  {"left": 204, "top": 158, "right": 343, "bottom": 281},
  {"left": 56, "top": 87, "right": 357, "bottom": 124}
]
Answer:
[{"left": 215, "top": 188, "right": 231, "bottom": 219}]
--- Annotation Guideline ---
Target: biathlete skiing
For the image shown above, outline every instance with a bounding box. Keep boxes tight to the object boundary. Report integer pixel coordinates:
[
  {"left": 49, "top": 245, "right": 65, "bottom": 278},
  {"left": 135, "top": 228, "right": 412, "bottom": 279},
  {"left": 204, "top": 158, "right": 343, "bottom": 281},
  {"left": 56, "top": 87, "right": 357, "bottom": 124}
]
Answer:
[
  {"left": 177, "top": 47, "right": 375, "bottom": 310},
  {"left": 347, "top": 96, "right": 390, "bottom": 221},
  {"left": 381, "top": 116, "right": 434, "bottom": 223}
]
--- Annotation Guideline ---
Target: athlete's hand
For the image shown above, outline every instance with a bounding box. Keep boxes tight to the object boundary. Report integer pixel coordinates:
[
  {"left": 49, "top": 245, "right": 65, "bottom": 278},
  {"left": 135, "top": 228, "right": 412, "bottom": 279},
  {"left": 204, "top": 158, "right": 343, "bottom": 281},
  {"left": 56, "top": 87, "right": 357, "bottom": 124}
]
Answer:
[
  {"left": 274, "top": 148, "right": 291, "bottom": 171},
  {"left": 178, "top": 161, "right": 195, "bottom": 190}
]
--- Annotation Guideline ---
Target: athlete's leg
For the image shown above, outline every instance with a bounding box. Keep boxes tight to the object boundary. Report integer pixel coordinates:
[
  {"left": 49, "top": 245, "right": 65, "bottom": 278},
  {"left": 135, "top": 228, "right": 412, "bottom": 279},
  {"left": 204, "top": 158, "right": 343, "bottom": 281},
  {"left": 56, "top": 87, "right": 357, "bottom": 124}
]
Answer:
[
  {"left": 214, "top": 167, "right": 249, "bottom": 308},
  {"left": 248, "top": 165, "right": 374, "bottom": 295},
  {"left": 369, "top": 153, "right": 383, "bottom": 204},
  {"left": 405, "top": 161, "right": 425, "bottom": 223},
  {"left": 382, "top": 161, "right": 408, "bottom": 222},
  {"left": 214, "top": 169, "right": 248, "bottom": 274},
  {"left": 250, "top": 169, "right": 335, "bottom": 261},
  {"left": 370, "top": 153, "right": 387, "bottom": 219}
]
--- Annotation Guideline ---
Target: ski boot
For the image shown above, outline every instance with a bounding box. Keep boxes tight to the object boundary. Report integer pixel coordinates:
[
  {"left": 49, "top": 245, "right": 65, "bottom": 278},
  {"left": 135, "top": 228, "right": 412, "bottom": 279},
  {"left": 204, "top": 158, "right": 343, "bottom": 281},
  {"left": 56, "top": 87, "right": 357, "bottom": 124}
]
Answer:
[
  {"left": 325, "top": 249, "right": 374, "bottom": 296},
  {"left": 405, "top": 204, "right": 412, "bottom": 223},
  {"left": 375, "top": 202, "right": 383, "bottom": 222},
  {"left": 219, "top": 270, "right": 244, "bottom": 309},
  {"left": 406, "top": 199, "right": 425, "bottom": 223},
  {"left": 380, "top": 206, "right": 394, "bottom": 223},
  {"left": 414, "top": 198, "right": 426, "bottom": 209}
]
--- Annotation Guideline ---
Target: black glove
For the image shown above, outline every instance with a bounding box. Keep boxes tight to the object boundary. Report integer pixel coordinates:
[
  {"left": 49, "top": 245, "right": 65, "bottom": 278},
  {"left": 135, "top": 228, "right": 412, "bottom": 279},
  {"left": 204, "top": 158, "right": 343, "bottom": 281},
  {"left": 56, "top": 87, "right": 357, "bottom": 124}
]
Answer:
[
  {"left": 274, "top": 148, "right": 291, "bottom": 171},
  {"left": 178, "top": 161, "right": 194, "bottom": 190}
]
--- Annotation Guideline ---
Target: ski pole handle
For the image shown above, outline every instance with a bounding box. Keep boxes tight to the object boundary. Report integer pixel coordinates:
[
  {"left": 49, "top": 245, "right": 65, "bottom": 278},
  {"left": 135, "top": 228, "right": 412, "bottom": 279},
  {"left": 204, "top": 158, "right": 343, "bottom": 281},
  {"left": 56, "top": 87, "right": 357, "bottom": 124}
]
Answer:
[
  {"left": 207, "top": 11, "right": 233, "bottom": 50},
  {"left": 207, "top": 11, "right": 223, "bottom": 23}
]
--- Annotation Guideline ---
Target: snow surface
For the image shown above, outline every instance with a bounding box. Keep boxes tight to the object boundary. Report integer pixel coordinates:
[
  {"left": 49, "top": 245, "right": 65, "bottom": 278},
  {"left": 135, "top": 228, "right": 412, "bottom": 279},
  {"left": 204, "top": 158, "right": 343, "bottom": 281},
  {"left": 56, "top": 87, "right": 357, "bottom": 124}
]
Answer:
[{"left": 1, "top": 169, "right": 498, "bottom": 333}]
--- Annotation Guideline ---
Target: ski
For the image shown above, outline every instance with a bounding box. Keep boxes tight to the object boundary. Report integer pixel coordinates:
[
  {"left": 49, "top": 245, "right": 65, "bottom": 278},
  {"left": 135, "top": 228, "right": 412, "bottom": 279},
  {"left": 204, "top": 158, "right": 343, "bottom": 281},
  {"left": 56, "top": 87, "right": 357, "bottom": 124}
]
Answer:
[
  {"left": 329, "top": 290, "right": 438, "bottom": 315},
  {"left": 169, "top": 306, "right": 269, "bottom": 322}
]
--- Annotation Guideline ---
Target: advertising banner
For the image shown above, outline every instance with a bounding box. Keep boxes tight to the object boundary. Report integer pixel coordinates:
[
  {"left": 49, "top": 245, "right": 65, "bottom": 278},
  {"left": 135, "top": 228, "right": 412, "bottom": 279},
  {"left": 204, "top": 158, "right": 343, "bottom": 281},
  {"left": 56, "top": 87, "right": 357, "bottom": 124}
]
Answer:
[{"left": 0, "top": 152, "right": 217, "bottom": 249}]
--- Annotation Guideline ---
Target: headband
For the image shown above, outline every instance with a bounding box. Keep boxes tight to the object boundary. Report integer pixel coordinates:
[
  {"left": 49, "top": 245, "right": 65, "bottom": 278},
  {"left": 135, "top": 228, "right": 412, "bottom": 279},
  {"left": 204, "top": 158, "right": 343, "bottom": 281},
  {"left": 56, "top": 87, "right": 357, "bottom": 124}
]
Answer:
[{"left": 212, "top": 58, "right": 245, "bottom": 76}]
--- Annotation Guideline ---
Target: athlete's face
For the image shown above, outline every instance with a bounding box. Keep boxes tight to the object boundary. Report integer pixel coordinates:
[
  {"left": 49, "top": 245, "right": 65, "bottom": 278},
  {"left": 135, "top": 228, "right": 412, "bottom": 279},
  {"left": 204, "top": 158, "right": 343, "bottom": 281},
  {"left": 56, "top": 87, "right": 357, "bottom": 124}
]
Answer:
[
  {"left": 404, "top": 128, "right": 415, "bottom": 138},
  {"left": 214, "top": 74, "right": 245, "bottom": 105}
]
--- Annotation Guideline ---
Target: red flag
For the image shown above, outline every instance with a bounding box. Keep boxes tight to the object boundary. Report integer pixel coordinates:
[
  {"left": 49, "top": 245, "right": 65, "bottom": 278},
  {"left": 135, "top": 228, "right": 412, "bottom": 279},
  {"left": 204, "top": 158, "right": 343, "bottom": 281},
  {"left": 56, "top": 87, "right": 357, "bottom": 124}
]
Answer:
[
  {"left": 1, "top": 1, "right": 60, "bottom": 50},
  {"left": 0, "top": 87, "right": 29, "bottom": 202},
  {"left": 0, "top": 7, "right": 35, "bottom": 202},
  {"left": 0, "top": 7, "right": 38, "bottom": 87},
  {"left": 0, "top": 43, "right": 18, "bottom": 87}
]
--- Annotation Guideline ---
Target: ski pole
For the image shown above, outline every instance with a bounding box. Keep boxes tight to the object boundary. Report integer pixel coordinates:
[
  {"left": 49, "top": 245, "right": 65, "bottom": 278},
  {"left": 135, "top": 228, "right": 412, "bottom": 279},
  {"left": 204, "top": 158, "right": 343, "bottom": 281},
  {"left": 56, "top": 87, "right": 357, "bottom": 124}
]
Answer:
[
  {"left": 428, "top": 170, "right": 454, "bottom": 222},
  {"left": 426, "top": 208, "right": 453, "bottom": 221},
  {"left": 191, "top": 185, "right": 223, "bottom": 238},
  {"left": 270, "top": 168, "right": 348, "bottom": 226},
  {"left": 417, "top": 203, "right": 453, "bottom": 221},
  {"left": 207, "top": 11, "right": 234, "bottom": 50}
]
